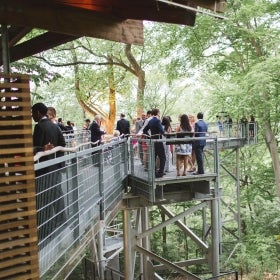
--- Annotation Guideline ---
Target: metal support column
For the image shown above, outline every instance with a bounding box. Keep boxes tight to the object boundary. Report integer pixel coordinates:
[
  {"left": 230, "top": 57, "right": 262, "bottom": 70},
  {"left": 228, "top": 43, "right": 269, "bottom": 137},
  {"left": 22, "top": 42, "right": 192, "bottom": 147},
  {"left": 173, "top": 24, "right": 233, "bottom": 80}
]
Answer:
[
  {"left": 211, "top": 137, "right": 220, "bottom": 276},
  {"left": 1, "top": 24, "right": 10, "bottom": 73},
  {"left": 211, "top": 196, "right": 220, "bottom": 277},
  {"left": 98, "top": 221, "right": 106, "bottom": 280},
  {"left": 141, "top": 207, "right": 150, "bottom": 279},
  {"left": 123, "top": 209, "right": 133, "bottom": 280},
  {"left": 236, "top": 148, "right": 241, "bottom": 239},
  {"left": 98, "top": 150, "right": 106, "bottom": 279}
]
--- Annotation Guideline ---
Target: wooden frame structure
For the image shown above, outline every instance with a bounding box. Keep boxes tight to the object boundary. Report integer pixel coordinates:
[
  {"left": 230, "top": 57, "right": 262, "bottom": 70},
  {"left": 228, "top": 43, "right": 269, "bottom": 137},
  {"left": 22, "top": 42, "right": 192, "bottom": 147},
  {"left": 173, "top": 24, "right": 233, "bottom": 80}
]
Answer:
[
  {"left": 0, "top": 73, "right": 39, "bottom": 280},
  {"left": 0, "top": 0, "right": 226, "bottom": 66}
]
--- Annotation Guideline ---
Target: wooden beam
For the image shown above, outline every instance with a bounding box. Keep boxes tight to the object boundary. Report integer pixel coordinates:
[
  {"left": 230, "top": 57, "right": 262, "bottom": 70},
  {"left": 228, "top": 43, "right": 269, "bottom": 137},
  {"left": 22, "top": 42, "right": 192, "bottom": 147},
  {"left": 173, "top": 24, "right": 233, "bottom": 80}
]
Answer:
[
  {"left": 196, "top": 0, "right": 226, "bottom": 13},
  {"left": 111, "top": 0, "right": 196, "bottom": 26},
  {"left": 2, "top": 32, "right": 78, "bottom": 64},
  {"left": 6, "top": 26, "right": 33, "bottom": 47},
  {"left": 0, "top": 0, "right": 144, "bottom": 45}
]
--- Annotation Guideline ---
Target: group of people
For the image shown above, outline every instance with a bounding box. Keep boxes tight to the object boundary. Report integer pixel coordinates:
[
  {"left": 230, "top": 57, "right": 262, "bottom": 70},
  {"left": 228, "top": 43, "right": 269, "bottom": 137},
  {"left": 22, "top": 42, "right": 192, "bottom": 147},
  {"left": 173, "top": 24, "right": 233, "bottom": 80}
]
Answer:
[
  {"left": 216, "top": 114, "right": 256, "bottom": 138},
  {"left": 46, "top": 106, "right": 77, "bottom": 134},
  {"left": 32, "top": 102, "right": 210, "bottom": 179},
  {"left": 32, "top": 103, "right": 67, "bottom": 243},
  {"left": 31, "top": 102, "right": 209, "bottom": 241},
  {"left": 133, "top": 108, "right": 208, "bottom": 178}
]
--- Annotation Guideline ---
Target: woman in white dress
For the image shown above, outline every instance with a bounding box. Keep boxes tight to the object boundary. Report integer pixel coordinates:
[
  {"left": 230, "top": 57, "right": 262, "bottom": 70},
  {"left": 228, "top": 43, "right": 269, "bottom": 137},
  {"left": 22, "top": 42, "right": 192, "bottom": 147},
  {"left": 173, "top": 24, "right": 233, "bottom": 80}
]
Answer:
[{"left": 175, "top": 114, "right": 195, "bottom": 176}]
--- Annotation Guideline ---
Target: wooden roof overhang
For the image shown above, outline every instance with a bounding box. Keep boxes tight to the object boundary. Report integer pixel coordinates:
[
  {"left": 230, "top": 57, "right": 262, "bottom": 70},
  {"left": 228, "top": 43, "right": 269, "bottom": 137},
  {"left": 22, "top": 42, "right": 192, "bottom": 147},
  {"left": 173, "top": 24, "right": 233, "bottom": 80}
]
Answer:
[{"left": 0, "top": 0, "right": 226, "bottom": 64}]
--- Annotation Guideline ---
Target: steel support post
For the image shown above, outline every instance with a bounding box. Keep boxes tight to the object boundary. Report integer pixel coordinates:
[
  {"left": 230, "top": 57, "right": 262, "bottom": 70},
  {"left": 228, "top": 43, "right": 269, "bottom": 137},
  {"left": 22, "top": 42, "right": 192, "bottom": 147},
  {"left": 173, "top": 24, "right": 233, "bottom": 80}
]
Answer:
[
  {"left": 141, "top": 207, "right": 150, "bottom": 279},
  {"left": 98, "top": 220, "right": 106, "bottom": 280},
  {"left": 211, "top": 197, "right": 220, "bottom": 277},
  {"left": 236, "top": 148, "right": 241, "bottom": 239},
  {"left": 123, "top": 209, "right": 133, "bottom": 280},
  {"left": 211, "top": 137, "right": 220, "bottom": 276},
  {"left": 90, "top": 227, "right": 99, "bottom": 277}
]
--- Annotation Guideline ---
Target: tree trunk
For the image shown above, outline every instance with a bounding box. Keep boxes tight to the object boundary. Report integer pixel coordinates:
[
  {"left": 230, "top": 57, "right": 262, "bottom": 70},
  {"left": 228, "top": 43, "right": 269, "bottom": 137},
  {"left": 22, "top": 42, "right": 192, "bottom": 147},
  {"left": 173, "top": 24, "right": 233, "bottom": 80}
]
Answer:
[
  {"left": 70, "top": 42, "right": 111, "bottom": 132},
  {"left": 137, "top": 69, "right": 145, "bottom": 117},
  {"left": 107, "top": 57, "right": 116, "bottom": 134},
  {"left": 125, "top": 44, "right": 146, "bottom": 117},
  {"left": 263, "top": 121, "right": 280, "bottom": 198}
]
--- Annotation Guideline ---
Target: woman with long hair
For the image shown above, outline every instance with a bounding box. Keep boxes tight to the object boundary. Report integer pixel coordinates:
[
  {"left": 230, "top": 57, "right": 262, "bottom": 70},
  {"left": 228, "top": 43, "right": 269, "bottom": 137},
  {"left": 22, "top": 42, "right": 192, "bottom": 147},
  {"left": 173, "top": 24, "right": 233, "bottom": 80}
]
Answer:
[{"left": 175, "top": 114, "right": 195, "bottom": 176}]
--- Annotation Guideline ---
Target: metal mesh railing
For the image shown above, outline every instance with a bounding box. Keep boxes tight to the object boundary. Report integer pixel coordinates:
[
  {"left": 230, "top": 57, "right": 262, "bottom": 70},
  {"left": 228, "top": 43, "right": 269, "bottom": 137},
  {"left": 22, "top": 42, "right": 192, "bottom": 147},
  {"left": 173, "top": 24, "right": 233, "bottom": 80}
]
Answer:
[
  {"left": 207, "top": 122, "right": 258, "bottom": 144},
  {"left": 63, "top": 129, "right": 92, "bottom": 149},
  {"left": 34, "top": 137, "right": 127, "bottom": 278},
  {"left": 34, "top": 128, "right": 257, "bottom": 278}
]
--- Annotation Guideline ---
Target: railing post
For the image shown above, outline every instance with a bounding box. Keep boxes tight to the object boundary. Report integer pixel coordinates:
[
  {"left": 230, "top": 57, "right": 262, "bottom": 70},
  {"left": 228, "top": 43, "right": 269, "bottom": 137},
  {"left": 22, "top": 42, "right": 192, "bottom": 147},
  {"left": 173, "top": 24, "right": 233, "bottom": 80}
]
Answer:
[
  {"left": 71, "top": 155, "right": 80, "bottom": 241},
  {"left": 99, "top": 149, "right": 105, "bottom": 220},
  {"left": 129, "top": 138, "right": 135, "bottom": 176},
  {"left": 113, "top": 142, "right": 121, "bottom": 180},
  {"left": 124, "top": 138, "right": 129, "bottom": 176},
  {"left": 98, "top": 149, "right": 106, "bottom": 279},
  {"left": 147, "top": 139, "right": 155, "bottom": 201}
]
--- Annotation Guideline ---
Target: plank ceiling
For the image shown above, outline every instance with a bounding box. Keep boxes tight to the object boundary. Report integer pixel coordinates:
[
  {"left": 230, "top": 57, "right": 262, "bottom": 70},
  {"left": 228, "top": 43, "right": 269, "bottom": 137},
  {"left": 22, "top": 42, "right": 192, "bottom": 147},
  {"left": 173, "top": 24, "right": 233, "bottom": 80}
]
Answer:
[{"left": 0, "top": 0, "right": 226, "bottom": 64}]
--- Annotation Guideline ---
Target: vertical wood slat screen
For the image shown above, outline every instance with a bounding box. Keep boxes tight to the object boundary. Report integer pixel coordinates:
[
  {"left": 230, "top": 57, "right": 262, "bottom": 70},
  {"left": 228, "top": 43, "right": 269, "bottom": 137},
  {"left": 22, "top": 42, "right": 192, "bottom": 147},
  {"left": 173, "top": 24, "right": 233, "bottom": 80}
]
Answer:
[{"left": 0, "top": 73, "right": 39, "bottom": 280}]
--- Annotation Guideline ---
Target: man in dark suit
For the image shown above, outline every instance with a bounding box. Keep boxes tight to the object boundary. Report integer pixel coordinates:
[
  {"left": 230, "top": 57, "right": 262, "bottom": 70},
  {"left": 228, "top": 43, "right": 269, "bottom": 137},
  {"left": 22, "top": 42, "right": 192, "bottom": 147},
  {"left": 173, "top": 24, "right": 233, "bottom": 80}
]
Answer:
[
  {"left": 89, "top": 115, "right": 105, "bottom": 147},
  {"left": 193, "top": 112, "right": 208, "bottom": 175},
  {"left": 135, "top": 113, "right": 146, "bottom": 164},
  {"left": 89, "top": 115, "right": 106, "bottom": 165},
  {"left": 143, "top": 108, "right": 166, "bottom": 178},
  {"left": 116, "top": 113, "right": 130, "bottom": 136},
  {"left": 32, "top": 102, "right": 66, "bottom": 244}
]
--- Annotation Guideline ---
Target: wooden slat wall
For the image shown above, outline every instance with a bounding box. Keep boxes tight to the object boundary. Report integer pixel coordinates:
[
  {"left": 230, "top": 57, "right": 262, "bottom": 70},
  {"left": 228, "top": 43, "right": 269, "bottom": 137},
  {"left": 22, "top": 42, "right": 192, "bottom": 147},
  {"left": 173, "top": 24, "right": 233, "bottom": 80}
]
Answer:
[{"left": 0, "top": 73, "right": 39, "bottom": 280}]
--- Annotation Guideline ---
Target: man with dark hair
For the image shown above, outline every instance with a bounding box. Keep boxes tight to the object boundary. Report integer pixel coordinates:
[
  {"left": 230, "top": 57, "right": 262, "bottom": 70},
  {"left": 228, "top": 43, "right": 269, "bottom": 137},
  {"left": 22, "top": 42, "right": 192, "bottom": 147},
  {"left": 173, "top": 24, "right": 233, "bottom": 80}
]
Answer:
[
  {"left": 32, "top": 102, "right": 66, "bottom": 244},
  {"left": 57, "top": 117, "right": 66, "bottom": 131},
  {"left": 193, "top": 112, "right": 208, "bottom": 175},
  {"left": 116, "top": 113, "right": 130, "bottom": 136},
  {"left": 83, "top": 118, "right": 91, "bottom": 130},
  {"left": 32, "top": 103, "right": 66, "bottom": 155},
  {"left": 65, "top": 120, "right": 74, "bottom": 134},
  {"left": 143, "top": 108, "right": 166, "bottom": 178},
  {"left": 89, "top": 115, "right": 105, "bottom": 147}
]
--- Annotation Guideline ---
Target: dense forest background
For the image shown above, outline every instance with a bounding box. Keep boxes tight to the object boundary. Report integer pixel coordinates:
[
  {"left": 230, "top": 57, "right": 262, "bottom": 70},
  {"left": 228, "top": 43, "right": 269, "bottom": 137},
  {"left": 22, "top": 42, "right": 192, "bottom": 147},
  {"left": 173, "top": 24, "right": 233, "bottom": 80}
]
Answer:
[{"left": 11, "top": 0, "right": 280, "bottom": 279}]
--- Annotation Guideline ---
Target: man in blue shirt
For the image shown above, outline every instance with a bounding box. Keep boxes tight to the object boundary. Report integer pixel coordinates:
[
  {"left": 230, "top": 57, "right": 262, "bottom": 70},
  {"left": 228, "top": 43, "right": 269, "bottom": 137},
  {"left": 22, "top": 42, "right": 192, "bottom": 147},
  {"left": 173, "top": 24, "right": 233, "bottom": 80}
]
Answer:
[{"left": 143, "top": 108, "right": 166, "bottom": 178}]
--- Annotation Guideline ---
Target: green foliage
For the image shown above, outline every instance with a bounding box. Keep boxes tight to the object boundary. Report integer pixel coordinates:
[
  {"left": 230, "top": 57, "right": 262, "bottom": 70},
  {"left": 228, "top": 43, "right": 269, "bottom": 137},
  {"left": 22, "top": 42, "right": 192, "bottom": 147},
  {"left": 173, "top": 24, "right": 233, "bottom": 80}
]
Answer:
[
  {"left": 11, "top": 58, "right": 62, "bottom": 86},
  {"left": 34, "top": 77, "right": 86, "bottom": 128}
]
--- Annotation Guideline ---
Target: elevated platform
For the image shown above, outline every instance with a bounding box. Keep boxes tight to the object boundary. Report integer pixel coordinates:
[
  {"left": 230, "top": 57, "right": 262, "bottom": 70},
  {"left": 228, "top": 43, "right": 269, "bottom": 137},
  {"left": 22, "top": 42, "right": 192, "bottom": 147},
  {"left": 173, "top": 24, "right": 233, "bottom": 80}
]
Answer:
[
  {"left": 127, "top": 135, "right": 250, "bottom": 204},
  {"left": 128, "top": 171, "right": 216, "bottom": 205},
  {"left": 1, "top": 120, "right": 257, "bottom": 279}
]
